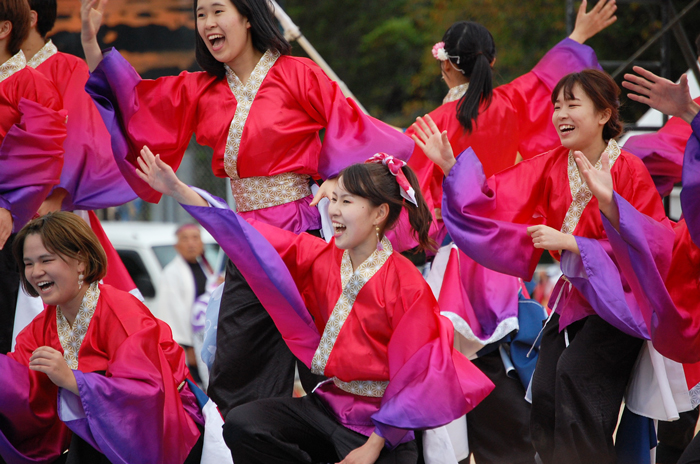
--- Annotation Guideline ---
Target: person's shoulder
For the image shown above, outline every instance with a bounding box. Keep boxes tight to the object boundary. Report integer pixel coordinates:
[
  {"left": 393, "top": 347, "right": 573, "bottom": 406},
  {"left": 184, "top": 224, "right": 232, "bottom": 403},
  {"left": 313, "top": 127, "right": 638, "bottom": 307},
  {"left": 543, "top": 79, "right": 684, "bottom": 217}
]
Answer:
[{"left": 53, "top": 51, "right": 88, "bottom": 70}]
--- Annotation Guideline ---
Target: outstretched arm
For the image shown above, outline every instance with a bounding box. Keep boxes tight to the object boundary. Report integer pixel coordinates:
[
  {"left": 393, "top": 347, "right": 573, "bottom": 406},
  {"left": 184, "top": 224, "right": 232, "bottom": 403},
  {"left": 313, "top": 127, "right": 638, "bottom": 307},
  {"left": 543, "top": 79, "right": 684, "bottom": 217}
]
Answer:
[
  {"left": 623, "top": 66, "right": 700, "bottom": 123},
  {"left": 568, "top": 0, "right": 618, "bottom": 44},
  {"left": 135, "top": 146, "right": 208, "bottom": 207},
  {"left": 81, "top": 0, "right": 108, "bottom": 72},
  {"left": 410, "top": 115, "right": 456, "bottom": 176}
]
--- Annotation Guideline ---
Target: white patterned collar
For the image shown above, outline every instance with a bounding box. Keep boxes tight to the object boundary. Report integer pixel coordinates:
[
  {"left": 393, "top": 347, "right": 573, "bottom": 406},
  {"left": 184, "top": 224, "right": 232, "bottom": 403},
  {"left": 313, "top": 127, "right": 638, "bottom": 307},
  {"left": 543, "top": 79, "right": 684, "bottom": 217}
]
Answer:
[
  {"left": 57, "top": 282, "right": 101, "bottom": 370},
  {"left": 443, "top": 82, "right": 469, "bottom": 104},
  {"left": 560, "top": 139, "right": 621, "bottom": 235},
  {"left": 27, "top": 39, "right": 58, "bottom": 69},
  {"left": 0, "top": 50, "right": 26, "bottom": 84},
  {"left": 222, "top": 50, "right": 280, "bottom": 180}
]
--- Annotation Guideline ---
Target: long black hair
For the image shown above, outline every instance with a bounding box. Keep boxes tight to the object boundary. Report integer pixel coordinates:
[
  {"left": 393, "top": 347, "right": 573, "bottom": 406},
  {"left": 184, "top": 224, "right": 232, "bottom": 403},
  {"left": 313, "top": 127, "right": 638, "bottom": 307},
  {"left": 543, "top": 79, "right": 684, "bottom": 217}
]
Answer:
[
  {"left": 339, "top": 163, "right": 436, "bottom": 253},
  {"left": 442, "top": 21, "right": 496, "bottom": 133},
  {"left": 194, "top": 0, "right": 291, "bottom": 79}
]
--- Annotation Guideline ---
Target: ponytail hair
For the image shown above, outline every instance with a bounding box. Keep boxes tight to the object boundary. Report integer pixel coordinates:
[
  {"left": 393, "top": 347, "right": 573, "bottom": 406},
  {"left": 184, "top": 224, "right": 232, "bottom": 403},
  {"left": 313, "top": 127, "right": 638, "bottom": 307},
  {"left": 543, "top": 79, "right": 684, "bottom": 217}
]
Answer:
[
  {"left": 339, "top": 163, "right": 436, "bottom": 253},
  {"left": 442, "top": 21, "right": 496, "bottom": 133}
]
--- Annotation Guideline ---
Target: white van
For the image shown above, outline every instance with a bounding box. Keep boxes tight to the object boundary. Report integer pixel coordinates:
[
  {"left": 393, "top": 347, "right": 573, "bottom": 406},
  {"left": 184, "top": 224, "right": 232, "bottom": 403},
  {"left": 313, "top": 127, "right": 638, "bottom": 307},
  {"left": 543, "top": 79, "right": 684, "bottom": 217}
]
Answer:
[{"left": 101, "top": 222, "right": 221, "bottom": 311}]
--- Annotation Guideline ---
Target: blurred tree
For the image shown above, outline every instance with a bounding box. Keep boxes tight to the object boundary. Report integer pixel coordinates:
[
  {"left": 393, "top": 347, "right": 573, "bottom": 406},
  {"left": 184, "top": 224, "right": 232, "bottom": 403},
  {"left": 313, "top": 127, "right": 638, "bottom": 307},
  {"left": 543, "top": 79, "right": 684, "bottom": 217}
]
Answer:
[{"left": 283, "top": 0, "right": 699, "bottom": 128}]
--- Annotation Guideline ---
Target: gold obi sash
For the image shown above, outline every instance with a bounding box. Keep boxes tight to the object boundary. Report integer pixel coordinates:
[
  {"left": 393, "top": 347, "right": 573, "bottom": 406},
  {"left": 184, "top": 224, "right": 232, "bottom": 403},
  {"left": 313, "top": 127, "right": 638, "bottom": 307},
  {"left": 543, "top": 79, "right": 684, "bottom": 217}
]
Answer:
[{"left": 229, "top": 172, "right": 312, "bottom": 212}]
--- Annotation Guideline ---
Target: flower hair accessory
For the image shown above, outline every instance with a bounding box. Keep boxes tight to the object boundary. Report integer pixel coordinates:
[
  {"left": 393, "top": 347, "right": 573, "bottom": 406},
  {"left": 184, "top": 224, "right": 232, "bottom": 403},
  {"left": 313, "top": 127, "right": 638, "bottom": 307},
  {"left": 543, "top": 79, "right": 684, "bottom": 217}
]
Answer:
[
  {"left": 432, "top": 42, "right": 449, "bottom": 61},
  {"left": 431, "top": 42, "right": 465, "bottom": 75},
  {"left": 365, "top": 153, "right": 418, "bottom": 206}
]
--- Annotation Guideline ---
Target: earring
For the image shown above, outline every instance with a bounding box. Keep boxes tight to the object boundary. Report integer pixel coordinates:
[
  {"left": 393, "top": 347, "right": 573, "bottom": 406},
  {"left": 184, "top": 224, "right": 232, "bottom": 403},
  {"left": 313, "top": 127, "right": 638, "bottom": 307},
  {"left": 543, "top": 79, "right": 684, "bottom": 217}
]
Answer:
[
  {"left": 78, "top": 273, "right": 84, "bottom": 290},
  {"left": 376, "top": 227, "right": 383, "bottom": 251}
]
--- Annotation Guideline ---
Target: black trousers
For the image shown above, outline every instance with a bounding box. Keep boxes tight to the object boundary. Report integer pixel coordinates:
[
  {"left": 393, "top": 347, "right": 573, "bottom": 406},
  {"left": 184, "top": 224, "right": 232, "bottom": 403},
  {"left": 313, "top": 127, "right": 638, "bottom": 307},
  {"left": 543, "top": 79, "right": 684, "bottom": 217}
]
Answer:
[
  {"left": 680, "top": 433, "right": 700, "bottom": 464},
  {"left": 223, "top": 394, "right": 418, "bottom": 464},
  {"left": 658, "top": 408, "right": 699, "bottom": 464},
  {"left": 530, "top": 313, "right": 643, "bottom": 464},
  {"left": 0, "top": 234, "right": 19, "bottom": 354},
  {"left": 467, "top": 349, "right": 536, "bottom": 464},
  {"left": 207, "top": 259, "right": 324, "bottom": 418}
]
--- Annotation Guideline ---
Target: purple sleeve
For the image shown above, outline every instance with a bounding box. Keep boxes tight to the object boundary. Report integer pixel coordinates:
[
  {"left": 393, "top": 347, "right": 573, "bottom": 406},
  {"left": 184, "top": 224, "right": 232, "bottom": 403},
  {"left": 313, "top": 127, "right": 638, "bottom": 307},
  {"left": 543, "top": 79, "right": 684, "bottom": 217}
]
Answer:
[
  {"left": 0, "top": 355, "right": 66, "bottom": 464},
  {"left": 441, "top": 148, "right": 543, "bottom": 280},
  {"left": 371, "top": 317, "right": 494, "bottom": 448},
  {"left": 681, "top": 112, "right": 700, "bottom": 244},
  {"left": 57, "top": 62, "right": 136, "bottom": 210},
  {"left": 180, "top": 188, "right": 320, "bottom": 365},
  {"left": 598, "top": 193, "right": 696, "bottom": 363},
  {"left": 84, "top": 49, "right": 162, "bottom": 203},
  {"left": 623, "top": 131, "right": 684, "bottom": 197},
  {"left": 531, "top": 38, "right": 602, "bottom": 89},
  {"left": 560, "top": 233, "right": 651, "bottom": 339},
  {"left": 0, "top": 99, "right": 66, "bottom": 230}
]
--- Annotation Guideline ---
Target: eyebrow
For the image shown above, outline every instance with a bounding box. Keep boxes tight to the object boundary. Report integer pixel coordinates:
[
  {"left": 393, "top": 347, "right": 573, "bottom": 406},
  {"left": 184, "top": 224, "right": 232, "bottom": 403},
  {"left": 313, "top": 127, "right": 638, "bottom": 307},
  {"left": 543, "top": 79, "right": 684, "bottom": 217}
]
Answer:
[{"left": 197, "top": 1, "right": 226, "bottom": 9}]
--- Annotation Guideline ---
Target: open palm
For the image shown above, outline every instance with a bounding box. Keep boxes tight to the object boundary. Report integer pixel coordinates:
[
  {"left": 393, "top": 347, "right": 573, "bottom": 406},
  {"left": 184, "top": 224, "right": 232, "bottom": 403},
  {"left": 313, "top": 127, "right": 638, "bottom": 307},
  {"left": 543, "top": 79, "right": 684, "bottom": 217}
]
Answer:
[{"left": 575, "top": 151, "right": 613, "bottom": 206}]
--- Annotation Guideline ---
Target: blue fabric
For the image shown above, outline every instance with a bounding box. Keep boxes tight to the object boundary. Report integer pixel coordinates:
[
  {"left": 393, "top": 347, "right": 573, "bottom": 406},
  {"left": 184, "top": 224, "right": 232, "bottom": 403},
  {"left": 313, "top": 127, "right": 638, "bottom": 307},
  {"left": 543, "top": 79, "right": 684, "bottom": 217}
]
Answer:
[
  {"left": 510, "top": 290, "right": 547, "bottom": 389},
  {"left": 615, "top": 406, "right": 656, "bottom": 464}
]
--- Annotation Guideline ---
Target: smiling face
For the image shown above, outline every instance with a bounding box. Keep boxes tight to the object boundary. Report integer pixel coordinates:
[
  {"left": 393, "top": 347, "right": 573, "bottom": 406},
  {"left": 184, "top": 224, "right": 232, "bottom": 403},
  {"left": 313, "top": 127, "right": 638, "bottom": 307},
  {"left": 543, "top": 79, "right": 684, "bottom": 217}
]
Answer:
[
  {"left": 23, "top": 233, "right": 86, "bottom": 310},
  {"left": 196, "top": 0, "right": 252, "bottom": 68},
  {"left": 553, "top": 83, "right": 611, "bottom": 153},
  {"left": 329, "top": 177, "right": 388, "bottom": 261}
]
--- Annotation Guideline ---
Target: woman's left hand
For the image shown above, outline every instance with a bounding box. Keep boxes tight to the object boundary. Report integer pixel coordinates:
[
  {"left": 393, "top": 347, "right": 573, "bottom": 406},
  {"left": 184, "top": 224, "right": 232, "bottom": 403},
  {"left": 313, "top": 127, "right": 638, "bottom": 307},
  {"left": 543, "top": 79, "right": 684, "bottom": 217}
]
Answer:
[
  {"left": 527, "top": 225, "right": 579, "bottom": 255},
  {"left": 574, "top": 150, "right": 613, "bottom": 209},
  {"left": 29, "top": 346, "right": 79, "bottom": 395},
  {"left": 337, "top": 433, "right": 385, "bottom": 464}
]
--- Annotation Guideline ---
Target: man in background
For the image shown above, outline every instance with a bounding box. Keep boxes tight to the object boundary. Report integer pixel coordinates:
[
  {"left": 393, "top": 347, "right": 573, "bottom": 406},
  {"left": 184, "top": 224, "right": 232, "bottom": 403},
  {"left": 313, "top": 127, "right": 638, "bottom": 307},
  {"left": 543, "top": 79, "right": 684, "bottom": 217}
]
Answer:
[{"left": 157, "top": 224, "right": 213, "bottom": 387}]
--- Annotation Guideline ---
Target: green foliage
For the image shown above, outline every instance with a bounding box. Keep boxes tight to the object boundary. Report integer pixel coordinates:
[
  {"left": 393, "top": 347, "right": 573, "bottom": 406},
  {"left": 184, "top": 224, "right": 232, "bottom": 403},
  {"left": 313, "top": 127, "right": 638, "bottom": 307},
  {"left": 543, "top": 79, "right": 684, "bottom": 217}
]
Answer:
[{"left": 282, "top": 0, "right": 700, "bottom": 128}]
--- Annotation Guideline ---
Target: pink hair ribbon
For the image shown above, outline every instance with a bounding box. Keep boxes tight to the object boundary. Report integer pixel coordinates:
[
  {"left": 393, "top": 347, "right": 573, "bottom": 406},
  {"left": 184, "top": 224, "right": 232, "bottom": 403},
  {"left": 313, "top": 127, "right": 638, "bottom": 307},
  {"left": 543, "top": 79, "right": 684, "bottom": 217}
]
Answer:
[{"left": 365, "top": 153, "right": 418, "bottom": 206}]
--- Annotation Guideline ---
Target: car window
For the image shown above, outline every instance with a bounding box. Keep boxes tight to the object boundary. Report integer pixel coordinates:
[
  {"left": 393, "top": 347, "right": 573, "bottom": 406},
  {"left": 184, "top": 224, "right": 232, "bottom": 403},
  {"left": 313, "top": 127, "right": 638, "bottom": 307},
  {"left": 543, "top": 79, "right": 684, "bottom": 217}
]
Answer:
[
  {"left": 153, "top": 243, "right": 221, "bottom": 269},
  {"left": 152, "top": 245, "right": 177, "bottom": 268},
  {"left": 116, "top": 250, "right": 156, "bottom": 299}
]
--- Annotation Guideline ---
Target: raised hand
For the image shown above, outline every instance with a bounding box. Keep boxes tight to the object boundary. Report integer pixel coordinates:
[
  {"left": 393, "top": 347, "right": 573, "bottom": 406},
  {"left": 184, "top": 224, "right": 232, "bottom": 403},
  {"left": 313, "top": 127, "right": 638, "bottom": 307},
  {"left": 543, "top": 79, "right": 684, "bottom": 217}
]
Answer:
[
  {"left": 29, "top": 346, "right": 79, "bottom": 395},
  {"left": 575, "top": 150, "right": 613, "bottom": 206},
  {"left": 410, "top": 114, "right": 456, "bottom": 176},
  {"left": 136, "top": 146, "right": 182, "bottom": 197},
  {"left": 569, "top": 0, "right": 617, "bottom": 44},
  {"left": 574, "top": 150, "right": 620, "bottom": 228},
  {"left": 80, "top": 0, "right": 107, "bottom": 71},
  {"left": 135, "top": 146, "right": 208, "bottom": 207},
  {"left": 622, "top": 66, "right": 699, "bottom": 124}
]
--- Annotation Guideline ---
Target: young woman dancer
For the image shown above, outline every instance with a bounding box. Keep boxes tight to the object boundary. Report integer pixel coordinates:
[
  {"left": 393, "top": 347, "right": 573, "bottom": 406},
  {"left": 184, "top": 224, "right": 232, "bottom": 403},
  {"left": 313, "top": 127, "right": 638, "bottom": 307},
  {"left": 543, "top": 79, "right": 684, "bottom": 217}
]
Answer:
[
  {"left": 405, "top": 0, "right": 616, "bottom": 223},
  {"left": 80, "top": 0, "right": 413, "bottom": 416},
  {"left": 0, "top": 212, "right": 204, "bottom": 463},
  {"left": 134, "top": 144, "right": 494, "bottom": 463},
  {"left": 413, "top": 69, "right": 671, "bottom": 464}
]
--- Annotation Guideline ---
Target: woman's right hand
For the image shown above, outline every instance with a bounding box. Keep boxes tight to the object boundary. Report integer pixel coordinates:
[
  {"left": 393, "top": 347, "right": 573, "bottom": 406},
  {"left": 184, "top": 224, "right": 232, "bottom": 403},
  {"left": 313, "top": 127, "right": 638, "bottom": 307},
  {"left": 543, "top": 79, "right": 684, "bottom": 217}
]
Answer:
[
  {"left": 80, "top": 0, "right": 107, "bottom": 71},
  {"left": 411, "top": 115, "right": 456, "bottom": 176},
  {"left": 135, "top": 146, "right": 207, "bottom": 207}
]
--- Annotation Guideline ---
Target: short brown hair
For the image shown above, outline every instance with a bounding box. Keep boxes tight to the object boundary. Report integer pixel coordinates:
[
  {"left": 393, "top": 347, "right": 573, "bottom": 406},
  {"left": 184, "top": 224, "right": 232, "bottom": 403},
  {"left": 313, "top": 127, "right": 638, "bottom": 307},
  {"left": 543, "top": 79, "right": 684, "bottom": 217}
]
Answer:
[
  {"left": 0, "top": 0, "right": 31, "bottom": 56},
  {"left": 13, "top": 212, "right": 107, "bottom": 297},
  {"left": 551, "top": 69, "right": 623, "bottom": 140}
]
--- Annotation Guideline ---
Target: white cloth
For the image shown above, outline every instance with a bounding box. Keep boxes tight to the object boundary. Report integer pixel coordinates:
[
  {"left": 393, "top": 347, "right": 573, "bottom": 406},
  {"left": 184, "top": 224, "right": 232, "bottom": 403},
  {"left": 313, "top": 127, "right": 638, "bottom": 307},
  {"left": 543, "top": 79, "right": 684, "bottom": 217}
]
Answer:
[
  {"left": 11, "top": 286, "right": 44, "bottom": 351},
  {"left": 625, "top": 341, "right": 695, "bottom": 421}
]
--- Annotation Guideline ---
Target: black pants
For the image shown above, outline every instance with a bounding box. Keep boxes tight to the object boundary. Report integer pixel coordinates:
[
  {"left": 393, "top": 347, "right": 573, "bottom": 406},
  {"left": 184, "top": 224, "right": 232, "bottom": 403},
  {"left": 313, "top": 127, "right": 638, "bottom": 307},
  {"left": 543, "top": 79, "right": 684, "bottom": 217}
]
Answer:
[
  {"left": 0, "top": 234, "right": 19, "bottom": 354},
  {"left": 208, "top": 259, "right": 324, "bottom": 418},
  {"left": 530, "top": 313, "right": 643, "bottom": 464},
  {"left": 467, "top": 349, "right": 536, "bottom": 464},
  {"left": 223, "top": 394, "right": 418, "bottom": 463},
  {"left": 658, "top": 408, "right": 699, "bottom": 464}
]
